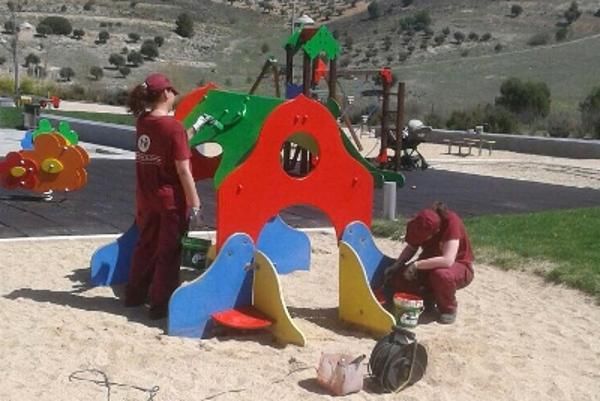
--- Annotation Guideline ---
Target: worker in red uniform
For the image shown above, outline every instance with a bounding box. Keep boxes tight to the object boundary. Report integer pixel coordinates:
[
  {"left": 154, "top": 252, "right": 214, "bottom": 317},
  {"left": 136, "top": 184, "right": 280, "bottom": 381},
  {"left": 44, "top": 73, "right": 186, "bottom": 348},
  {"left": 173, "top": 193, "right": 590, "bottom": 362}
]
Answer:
[
  {"left": 383, "top": 202, "right": 474, "bottom": 324},
  {"left": 124, "top": 73, "right": 207, "bottom": 319}
]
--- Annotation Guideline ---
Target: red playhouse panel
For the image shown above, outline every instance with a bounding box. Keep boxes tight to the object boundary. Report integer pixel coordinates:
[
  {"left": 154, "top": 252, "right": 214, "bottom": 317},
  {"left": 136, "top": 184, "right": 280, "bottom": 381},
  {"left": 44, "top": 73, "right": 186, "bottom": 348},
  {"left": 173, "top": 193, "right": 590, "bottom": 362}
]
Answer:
[
  {"left": 211, "top": 306, "right": 273, "bottom": 330},
  {"left": 313, "top": 58, "right": 328, "bottom": 84},
  {"left": 174, "top": 83, "right": 221, "bottom": 181},
  {"left": 216, "top": 95, "right": 373, "bottom": 248}
]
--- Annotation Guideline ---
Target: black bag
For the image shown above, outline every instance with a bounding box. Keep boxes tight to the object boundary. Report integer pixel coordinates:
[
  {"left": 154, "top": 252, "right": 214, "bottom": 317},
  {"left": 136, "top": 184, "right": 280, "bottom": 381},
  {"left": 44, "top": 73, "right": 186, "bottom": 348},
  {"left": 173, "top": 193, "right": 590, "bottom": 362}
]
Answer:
[{"left": 368, "top": 325, "right": 428, "bottom": 393}]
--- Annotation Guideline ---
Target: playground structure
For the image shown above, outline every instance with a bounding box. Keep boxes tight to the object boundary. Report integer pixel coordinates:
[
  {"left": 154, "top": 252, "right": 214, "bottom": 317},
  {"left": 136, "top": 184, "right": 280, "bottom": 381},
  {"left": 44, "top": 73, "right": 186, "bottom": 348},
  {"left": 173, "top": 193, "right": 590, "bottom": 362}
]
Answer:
[
  {"left": 0, "top": 119, "right": 89, "bottom": 196},
  {"left": 90, "top": 25, "right": 403, "bottom": 345}
]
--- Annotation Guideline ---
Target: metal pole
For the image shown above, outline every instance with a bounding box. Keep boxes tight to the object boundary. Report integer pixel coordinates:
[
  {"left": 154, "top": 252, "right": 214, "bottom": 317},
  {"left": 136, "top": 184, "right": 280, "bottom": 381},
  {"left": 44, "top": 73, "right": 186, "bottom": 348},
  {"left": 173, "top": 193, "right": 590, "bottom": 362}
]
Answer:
[
  {"left": 395, "top": 82, "right": 405, "bottom": 171},
  {"left": 383, "top": 182, "right": 397, "bottom": 220},
  {"left": 380, "top": 78, "right": 390, "bottom": 163}
]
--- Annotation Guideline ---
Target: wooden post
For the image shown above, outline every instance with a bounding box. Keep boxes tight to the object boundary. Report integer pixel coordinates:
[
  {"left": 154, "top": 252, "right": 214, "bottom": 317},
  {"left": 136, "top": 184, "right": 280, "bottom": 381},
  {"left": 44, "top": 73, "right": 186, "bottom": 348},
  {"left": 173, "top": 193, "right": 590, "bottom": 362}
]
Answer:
[
  {"left": 283, "top": 47, "right": 295, "bottom": 171},
  {"left": 249, "top": 58, "right": 272, "bottom": 95},
  {"left": 395, "top": 82, "right": 405, "bottom": 171},
  {"left": 380, "top": 78, "right": 391, "bottom": 165},
  {"left": 300, "top": 52, "right": 312, "bottom": 175},
  {"left": 328, "top": 57, "right": 337, "bottom": 101}
]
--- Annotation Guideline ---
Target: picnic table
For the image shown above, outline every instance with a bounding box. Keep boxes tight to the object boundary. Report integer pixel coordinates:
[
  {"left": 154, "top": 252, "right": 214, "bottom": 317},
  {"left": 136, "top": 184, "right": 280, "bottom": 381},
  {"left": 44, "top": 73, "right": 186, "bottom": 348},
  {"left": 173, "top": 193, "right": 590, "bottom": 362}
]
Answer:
[{"left": 443, "top": 138, "right": 496, "bottom": 156}]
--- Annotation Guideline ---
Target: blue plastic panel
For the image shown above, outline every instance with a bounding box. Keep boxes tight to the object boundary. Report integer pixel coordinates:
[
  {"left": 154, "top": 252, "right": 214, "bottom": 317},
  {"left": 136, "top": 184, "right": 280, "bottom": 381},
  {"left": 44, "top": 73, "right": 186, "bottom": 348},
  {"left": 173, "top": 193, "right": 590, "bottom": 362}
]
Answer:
[
  {"left": 257, "top": 215, "right": 310, "bottom": 274},
  {"left": 341, "top": 221, "right": 396, "bottom": 288},
  {"left": 168, "top": 233, "right": 255, "bottom": 338},
  {"left": 90, "top": 223, "right": 139, "bottom": 286}
]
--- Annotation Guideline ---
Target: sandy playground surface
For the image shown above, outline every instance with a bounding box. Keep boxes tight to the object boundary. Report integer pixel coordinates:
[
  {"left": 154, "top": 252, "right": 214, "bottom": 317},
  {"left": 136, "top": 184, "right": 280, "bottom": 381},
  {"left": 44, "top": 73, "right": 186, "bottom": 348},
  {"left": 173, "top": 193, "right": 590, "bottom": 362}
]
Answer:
[{"left": 1, "top": 232, "right": 599, "bottom": 401}]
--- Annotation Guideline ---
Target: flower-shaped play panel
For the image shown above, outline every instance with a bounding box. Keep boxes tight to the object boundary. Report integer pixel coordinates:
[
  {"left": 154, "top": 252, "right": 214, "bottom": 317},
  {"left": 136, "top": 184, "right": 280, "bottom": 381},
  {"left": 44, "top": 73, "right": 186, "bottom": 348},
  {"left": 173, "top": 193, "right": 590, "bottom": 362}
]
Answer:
[{"left": 0, "top": 151, "right": 39, "bottom": 190}]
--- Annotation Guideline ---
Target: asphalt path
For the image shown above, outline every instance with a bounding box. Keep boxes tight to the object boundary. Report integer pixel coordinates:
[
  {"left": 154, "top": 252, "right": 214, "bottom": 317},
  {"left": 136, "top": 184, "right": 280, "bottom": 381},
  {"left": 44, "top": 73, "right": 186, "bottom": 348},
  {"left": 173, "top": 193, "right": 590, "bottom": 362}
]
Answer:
[{"left": 0, "top": 159, "right": 599, "bottom": 237}]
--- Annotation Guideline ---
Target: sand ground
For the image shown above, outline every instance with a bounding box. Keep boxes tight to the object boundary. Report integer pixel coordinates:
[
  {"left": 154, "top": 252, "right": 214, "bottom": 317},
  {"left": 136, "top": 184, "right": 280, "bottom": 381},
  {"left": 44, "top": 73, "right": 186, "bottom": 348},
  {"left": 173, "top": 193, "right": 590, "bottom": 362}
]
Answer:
[{"left": 0, "top": 232, "right": 599, "bottom": 401}]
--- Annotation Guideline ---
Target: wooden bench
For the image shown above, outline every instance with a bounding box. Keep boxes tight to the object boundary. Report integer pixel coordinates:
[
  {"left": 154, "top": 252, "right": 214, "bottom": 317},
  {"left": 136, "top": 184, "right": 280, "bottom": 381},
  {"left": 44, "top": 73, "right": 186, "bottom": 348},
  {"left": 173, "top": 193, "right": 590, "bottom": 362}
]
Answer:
[
  {"left": 464, "top": 138, "right": 496, "bottom": 156},
  {"left": 443, "top": 139, "right": 471, "bottom": 156}
]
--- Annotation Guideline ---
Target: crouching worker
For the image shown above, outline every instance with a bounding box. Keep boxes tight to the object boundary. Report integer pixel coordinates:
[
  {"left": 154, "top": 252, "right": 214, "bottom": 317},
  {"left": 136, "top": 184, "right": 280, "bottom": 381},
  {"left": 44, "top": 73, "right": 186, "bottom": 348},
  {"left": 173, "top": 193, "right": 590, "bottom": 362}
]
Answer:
[{"left": 383, "top": 202, "right": 474, "bottom": 325}]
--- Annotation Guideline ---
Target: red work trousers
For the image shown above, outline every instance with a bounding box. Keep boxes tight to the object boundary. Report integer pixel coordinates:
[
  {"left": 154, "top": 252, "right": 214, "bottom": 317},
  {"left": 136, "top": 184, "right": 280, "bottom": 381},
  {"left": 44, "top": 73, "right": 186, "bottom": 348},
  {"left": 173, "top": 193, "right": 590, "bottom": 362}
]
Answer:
[
  {"left": 126, "top": 207, "right": 187, "bottom": 308},
  {"left": 391, "top": 262, "right": 474, "bottom": 314}
]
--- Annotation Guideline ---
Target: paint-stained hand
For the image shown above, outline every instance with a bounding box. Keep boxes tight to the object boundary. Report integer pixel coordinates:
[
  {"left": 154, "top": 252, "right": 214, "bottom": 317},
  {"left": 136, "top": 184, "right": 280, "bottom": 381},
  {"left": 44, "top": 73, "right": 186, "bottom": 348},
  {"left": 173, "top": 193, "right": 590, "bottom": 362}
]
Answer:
[
  {"left": 403, "top": 262, "right": 418, "bottom": 281},
  {"left": 384, "top": 261, "right": 403, "bottom": 283},
  {"left": 188, "top": 206, "right": 204, "bottom": 230}
]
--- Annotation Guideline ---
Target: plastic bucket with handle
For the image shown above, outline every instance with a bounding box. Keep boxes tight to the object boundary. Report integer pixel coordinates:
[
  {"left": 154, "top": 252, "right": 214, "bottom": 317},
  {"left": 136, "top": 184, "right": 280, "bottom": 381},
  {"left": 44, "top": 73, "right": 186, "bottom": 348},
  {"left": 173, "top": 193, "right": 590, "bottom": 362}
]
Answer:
[
  {"left": 181, "top": 234, "right": 212, "bottom": 271},
  {"left": 393, "top": 293, "right": 424, "bottom": 328}
]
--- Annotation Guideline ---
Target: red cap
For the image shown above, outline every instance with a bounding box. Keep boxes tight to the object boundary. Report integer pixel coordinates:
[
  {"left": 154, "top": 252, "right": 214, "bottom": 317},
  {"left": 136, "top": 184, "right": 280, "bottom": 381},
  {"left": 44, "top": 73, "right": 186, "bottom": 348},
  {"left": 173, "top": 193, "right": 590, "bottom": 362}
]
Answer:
[
  {"left": 405, "top": 209, "right": 440, "bottom": 246},
  {"left": 144, "top": 73, "right": 178, "bottom": 95}
]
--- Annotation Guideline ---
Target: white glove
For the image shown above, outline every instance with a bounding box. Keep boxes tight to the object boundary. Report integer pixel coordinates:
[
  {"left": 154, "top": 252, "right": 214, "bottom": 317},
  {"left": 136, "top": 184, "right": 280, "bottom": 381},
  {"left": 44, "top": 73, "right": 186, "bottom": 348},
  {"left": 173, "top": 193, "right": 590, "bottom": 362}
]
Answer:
[{"left": 192, "top": 114, "right": 214, "bottom": 132}]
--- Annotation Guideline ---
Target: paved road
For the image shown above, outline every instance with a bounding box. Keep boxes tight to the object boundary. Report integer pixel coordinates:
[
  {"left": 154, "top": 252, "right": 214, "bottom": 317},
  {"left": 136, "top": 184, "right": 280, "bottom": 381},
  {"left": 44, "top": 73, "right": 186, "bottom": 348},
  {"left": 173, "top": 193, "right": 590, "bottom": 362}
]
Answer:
[{"left": 1, "top": 159, "right": 599, "bottom": 237}]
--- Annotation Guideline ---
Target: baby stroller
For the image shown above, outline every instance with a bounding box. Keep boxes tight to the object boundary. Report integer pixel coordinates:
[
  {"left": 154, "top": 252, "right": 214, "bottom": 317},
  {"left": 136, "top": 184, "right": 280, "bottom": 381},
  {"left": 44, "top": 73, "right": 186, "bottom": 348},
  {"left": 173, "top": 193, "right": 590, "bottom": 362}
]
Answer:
[{"left": 387, "top": 120, "right": 430, "bottom": 171}]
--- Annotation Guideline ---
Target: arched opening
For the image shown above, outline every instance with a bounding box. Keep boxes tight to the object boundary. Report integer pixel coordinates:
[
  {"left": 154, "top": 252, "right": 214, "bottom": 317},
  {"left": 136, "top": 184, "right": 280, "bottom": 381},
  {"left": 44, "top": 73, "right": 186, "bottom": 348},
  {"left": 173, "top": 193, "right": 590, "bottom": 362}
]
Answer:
[{"left": 280, "top": 132, "right": 320, "bottom": 178}]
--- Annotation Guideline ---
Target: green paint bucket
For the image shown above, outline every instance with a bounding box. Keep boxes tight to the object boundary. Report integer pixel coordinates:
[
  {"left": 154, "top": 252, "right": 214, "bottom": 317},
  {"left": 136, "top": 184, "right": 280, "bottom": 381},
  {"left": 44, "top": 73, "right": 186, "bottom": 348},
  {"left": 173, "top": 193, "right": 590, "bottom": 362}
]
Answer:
[
  {"left": 393, "top": 293, "right": 424, "bottom": 328},
  {"left": 181, "top": 234, "right": 212, "bottom": 271}
]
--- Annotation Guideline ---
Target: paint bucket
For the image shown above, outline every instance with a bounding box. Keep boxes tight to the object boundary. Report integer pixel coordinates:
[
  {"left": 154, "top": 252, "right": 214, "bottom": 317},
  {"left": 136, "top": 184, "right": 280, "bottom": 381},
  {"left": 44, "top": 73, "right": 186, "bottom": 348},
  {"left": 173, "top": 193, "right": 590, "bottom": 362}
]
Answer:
[
  {"left": 393, "top": 293, "right": 424, "bottom": 328},
  {"left": 181, "top": 235, "right": 212, "bottom": 271}
]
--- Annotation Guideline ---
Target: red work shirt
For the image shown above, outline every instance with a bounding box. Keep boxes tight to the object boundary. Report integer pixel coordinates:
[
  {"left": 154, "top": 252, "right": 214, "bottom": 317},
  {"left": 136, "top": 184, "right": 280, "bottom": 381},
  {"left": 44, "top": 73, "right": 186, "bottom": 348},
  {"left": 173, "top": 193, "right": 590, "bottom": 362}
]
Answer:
[
  {"left": 415, "top": 211, "right": 474, "bottom": 267},
  {"left": 135, "top": 114, "right": 191, "bottom": 212}
]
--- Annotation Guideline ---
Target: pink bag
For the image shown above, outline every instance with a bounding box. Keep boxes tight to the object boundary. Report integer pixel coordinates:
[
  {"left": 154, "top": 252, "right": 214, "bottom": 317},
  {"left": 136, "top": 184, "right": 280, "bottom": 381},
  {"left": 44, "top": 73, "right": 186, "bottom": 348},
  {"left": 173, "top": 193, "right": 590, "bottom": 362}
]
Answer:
[{"left": 316, "top": 353, "right": 365, "bottom": 396}]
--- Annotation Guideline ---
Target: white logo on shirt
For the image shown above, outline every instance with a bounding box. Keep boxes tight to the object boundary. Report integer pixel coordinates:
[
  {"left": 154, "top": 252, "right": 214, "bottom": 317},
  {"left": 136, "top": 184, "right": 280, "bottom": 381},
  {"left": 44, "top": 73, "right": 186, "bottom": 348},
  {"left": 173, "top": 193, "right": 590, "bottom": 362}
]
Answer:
[{"left": 137, "top": 135, "right": 151, "bottom": 153}]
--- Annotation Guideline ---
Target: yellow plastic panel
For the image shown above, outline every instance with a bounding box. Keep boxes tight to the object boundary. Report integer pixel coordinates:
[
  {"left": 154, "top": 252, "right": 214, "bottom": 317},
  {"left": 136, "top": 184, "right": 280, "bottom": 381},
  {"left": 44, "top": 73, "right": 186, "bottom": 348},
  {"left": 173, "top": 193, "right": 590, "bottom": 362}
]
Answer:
[
  {"left": 338, "top": 241, "right": 395, "bottom": 337},
  {"left": 253, "top": 251, "right": 306, "bottom": 346}
]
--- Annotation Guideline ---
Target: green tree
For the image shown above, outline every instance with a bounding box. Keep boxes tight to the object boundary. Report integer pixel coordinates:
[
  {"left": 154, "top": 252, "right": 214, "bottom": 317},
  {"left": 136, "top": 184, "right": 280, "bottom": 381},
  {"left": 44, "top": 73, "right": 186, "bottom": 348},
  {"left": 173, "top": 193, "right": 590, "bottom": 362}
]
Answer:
[
  {"left": 140, "top": 40, "right": 159, "bottom": 60},
  {"left": 555, "top": 27, "right": 569, "bottom": 42},
  {"left": 119, "top": 66, "right": 131, "bottom": 78},
  {"left": 128, "top": 32, "right": 140, "bottom": 43},
  {"left": 367, "top": 1, "right": 381, "bottom": 19},
  {"left": 72, "top": 28, "right": 85, "bottom": 40},
  {"left": 175, "top": 13, "right": 194, "bottom": 38},
  {"left": 579, "top": 86, "right": 600, "bottom": 138},
  {"left": 260, "top": 42, "right": 270, "bottom": 54},
  {"left": 154, "top": 35, "right": 164, "bottom": 47},
  {"left": 38, "top": 16, "right": 73, "bottom": 35},
  {"left": 4, "top": 20, "right": 16, "bottom": 33},
  {"left": 453, "top": 31, "right": 465, "bottom": 44},
  {"left": 90, "top": 66, "right": 103, "bottom": 80},
  {"left": 36, "top": 24, "right": 52, "bottom": 37},
  {"left": 511, "top": 4, "right": 523, "bottom": 17},
  {"left": 24, "top": 53, "right": 41, "bottom": 67},
  {"left": 109, "top": 53, "right": 126, "bottom": 68},
  {"left": 564, "top": 1, "right": 581, "bottom": 24},
  {"left": 495, "top": 78, "right": 551, "bottom": 119},
  {"left": 59, "top": 67, "right": 75, "bottom": 81},
  {"left": 98, "top": 30, "right": 110, "bottom": 43},
  {"left": 127, "top": 50, "right": 144, "bottom": 66}
]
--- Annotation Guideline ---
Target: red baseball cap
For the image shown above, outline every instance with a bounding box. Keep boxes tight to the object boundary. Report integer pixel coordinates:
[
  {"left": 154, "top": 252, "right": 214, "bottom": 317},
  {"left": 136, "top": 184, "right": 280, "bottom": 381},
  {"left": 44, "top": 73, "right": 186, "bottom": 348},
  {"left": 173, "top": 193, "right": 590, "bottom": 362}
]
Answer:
[
  {"left": 405, "top": 209, "right": 441, "bottom": 246},
  {"left": 144, "top": 73, "right": 178, "bottom": 95}
]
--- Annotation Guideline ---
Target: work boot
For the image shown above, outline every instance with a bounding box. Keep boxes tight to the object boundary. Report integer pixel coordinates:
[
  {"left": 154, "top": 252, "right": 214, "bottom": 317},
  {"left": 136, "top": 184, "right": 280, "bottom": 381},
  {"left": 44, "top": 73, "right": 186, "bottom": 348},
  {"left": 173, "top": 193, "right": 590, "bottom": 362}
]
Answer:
[
  {"left": 438, "top": 312, "right": 457, "bottom": 325},
  {"left": 148, "top": 304, "right": 168, "bottom": 320}
]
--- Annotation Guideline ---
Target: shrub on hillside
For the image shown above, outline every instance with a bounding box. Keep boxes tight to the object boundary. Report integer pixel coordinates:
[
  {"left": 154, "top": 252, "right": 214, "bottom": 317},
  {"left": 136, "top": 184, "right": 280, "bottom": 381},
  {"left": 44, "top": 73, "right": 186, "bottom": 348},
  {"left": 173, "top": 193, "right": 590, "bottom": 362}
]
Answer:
[
  {"left": 36, "top": 24, "right": 52, "bottom": 37},
  {"left": 494, "top": 43, "right": 504, "bottom": 52},
  {"left": 154, "top": 36, "right": 164, "bottom": 47},
  {"left": 399, "top": 11, "right": 431, "bottom": 32},
  {"left": 564, "top": 1, "right": 581, "bottom": 24},
  {"left": 25, "top": 53, "right": 40, "bottom": 67},
  {"left": 579, "top": 86, "right": 600, "bottom": 138},
  {"left": 545, "top": 112, "right": 579, "bottom": 138},
  {"left": 434, "top": 34, "right": 445, "bottom": 46},
  {"left": 83, "top": 0, "right": 95, "bottom": 11},
  {"left": 140, "top": 40, "right": 159, "bottom": 60},
  {"left": 555, "top": 27, "right": 569, "bottom": 42},
  {"left": 90, "top": 66, "right": 103, "bottom": 80},
  {"left": 595, "top": 9, "right": 600, "bottom": 18},
  {"left": 495, "top": 77, "right": 551, "bottom": 119},
  {"left": 480, "top": 32, "right": 492, "bottom": 42},
  {"left": 423, "top": 112, "right": 444, "bottom": 129},
  {"left": 128, "top": 32, "right": 140, "bottom": 43},
  {"left": 98, "top": 30, "right": 110, "bottom": 43},
  {"left": 260, "top": 43, "right": 270, "bottom": 54},
  {"left": 60, "top": 5, "right": 67, "bottom": 12},
  {"left": 127, "top": 50, "right": 144, "bottom": 66},
  {"left": 442, "top": 27, "right": 450, "bottom": 36},
  {"left": 109, "top": 53, "right": 126, "bottom": 68},
  {"left": 72, "top": 28, "right": 85, "bottom": 40},
  {"left": 510, "top": 4, "right": 523, "bottom": 17},
  {"left": 0, "top": 56, "right": 6, "bottom": 65},
  {"left": 447, "top": 104, "right": 518, "bottom": 133},
  {"left": 59, "top": 67, "right": 75, "bottom": 81},
  {"left": 4, "top": 20, "right": 16, "bottom": 33},
  {"left": 367, "top": 1, "right": 381, "bottom": 19},
  {"left": 453, "top": 31, "right": 465, "bottom": 44},
  {"left": 468, "top": 32, "right": 479, "bottom": 41},
  {"left": 527, "top": 32, "right": 549, "bottom": 46},
  {"left": 175, "top": 13, "right": 194, "bottom": 38},
  {"left": 119, "top": 66, "right": 131, "bottom": 78},
  {"left": 37, "top": 16, "right": 73, "bottom": 36},
  {"left": 402, "top": 0, "right": 413, "bottom": 7}
]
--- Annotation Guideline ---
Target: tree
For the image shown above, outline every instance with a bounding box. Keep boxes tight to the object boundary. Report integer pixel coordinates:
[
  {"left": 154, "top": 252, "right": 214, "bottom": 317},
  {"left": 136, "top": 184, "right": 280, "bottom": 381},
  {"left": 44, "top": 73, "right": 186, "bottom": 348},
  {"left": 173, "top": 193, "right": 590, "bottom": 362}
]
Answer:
[
  {"left": 109, "top": 53, "right": 126, "bottom": 68},
  {"left": 83, "top": 0, "right": 95, "bottom": 11},
  {"left": 442, "top": 27, "right": 450, "bottom": 36},
  {"left": 4, "top": 20, "right": 16, "bottom": 33},
  {"left": 128, "top": 32, "right": 140, "bottom": 43},
  {"left": 580, "top": 87, "right": 600, "bottom": 138},
  {"left": 24, "top": 53, "right": 40, "bottom": 67},
  {"left": 98, "top": 30, "right": 110, "bottom": 43},
  {"left": 453, "top": 31, "right": 465, "bottom": 44},
  {"left": 154, "top": 35, "right": 164, "bottom": 47},
  {"left": 59, "top": 67, "right": 75, "bottom": 81},
  {"left": 119, "top": 66, "right": 131, "bottom": 78},
  {"left": 90, "top": 66, "right": 103, "bottom": 80},
  {"left": 468, "top": 32, "right": 479, "bottom": 41},
  {"left": 60, "top": 5, "right": 68, "bottom": 12},
  {"left": 0, "top": 56, "right": 6, "bottom": 65},
  {"left": 564, "top": 1, "right": 581, "bottom": 24},
  {"left": 72, "top": 28, "right": 85, "bottom": 40},
  {"left": 127, "top": 50, "right": 144, "bottom": 66},
  {"left": 260, "top": 42, "right": 270, "bottom": 54},
  {"left": 36, "top": 24, "right": 52, "bottom": 37},
  {"left": 480, "top": 32, "right": 492, "bottom": 42},
  {"left": 495, "top": 78, "right": 551, "bottom": 119},
  {"left": 434, "top": 34, "right": 445, "bottom": 46},
  {"left": 367, "top": 1, "right": 381, "bottom": 19},
  {"left": 175, "top": 13, "right": 194, "bottom": 38},
  {"left": 555, "top": 27, "right": 569, "bottom": 42},
  {"left": 511, "top": 4, "right": 523, "bottom": 17},
  {"left": 140, "top": 40, "right": 159, "bottom": 60},
  {"left": 38, "top": 16, "right": 73, "bottom": 35}
]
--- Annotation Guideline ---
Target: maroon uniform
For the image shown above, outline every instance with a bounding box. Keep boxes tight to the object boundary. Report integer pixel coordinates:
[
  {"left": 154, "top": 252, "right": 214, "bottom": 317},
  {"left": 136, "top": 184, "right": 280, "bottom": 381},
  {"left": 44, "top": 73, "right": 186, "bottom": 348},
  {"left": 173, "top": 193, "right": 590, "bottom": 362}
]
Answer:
[{"left": 126, "top": 114, "right": 191, "bottom": 309}]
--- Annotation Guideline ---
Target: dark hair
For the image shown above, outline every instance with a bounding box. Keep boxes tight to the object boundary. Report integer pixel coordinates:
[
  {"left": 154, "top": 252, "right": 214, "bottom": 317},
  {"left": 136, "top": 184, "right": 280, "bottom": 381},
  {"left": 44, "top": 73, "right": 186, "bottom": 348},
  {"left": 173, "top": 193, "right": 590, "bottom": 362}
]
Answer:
[
  {"left": 126, "top": 83, "right": 163, "bottom": 117},
  {"left": 431, "top": 201, "right": 449, "bottom": 221}
]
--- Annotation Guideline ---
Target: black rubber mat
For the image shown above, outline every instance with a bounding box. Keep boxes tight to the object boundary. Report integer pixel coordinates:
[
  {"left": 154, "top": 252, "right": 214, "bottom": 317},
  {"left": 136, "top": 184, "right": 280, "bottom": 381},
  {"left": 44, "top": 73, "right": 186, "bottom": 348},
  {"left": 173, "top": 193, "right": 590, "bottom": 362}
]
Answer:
[{"left": 0, "top": 160, "right": 598, "bottom": 237}]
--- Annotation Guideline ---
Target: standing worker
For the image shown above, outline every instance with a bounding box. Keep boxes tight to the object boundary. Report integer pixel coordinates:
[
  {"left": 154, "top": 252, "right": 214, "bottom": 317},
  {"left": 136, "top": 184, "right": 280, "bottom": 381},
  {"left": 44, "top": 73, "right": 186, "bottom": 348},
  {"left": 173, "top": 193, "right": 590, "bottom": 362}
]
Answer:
[
  {"left": 383, "top": 202, "right": 474, "bottom": 324},
  {"left": 124, "top": 73, "right": 208, "bottom": 319}
]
